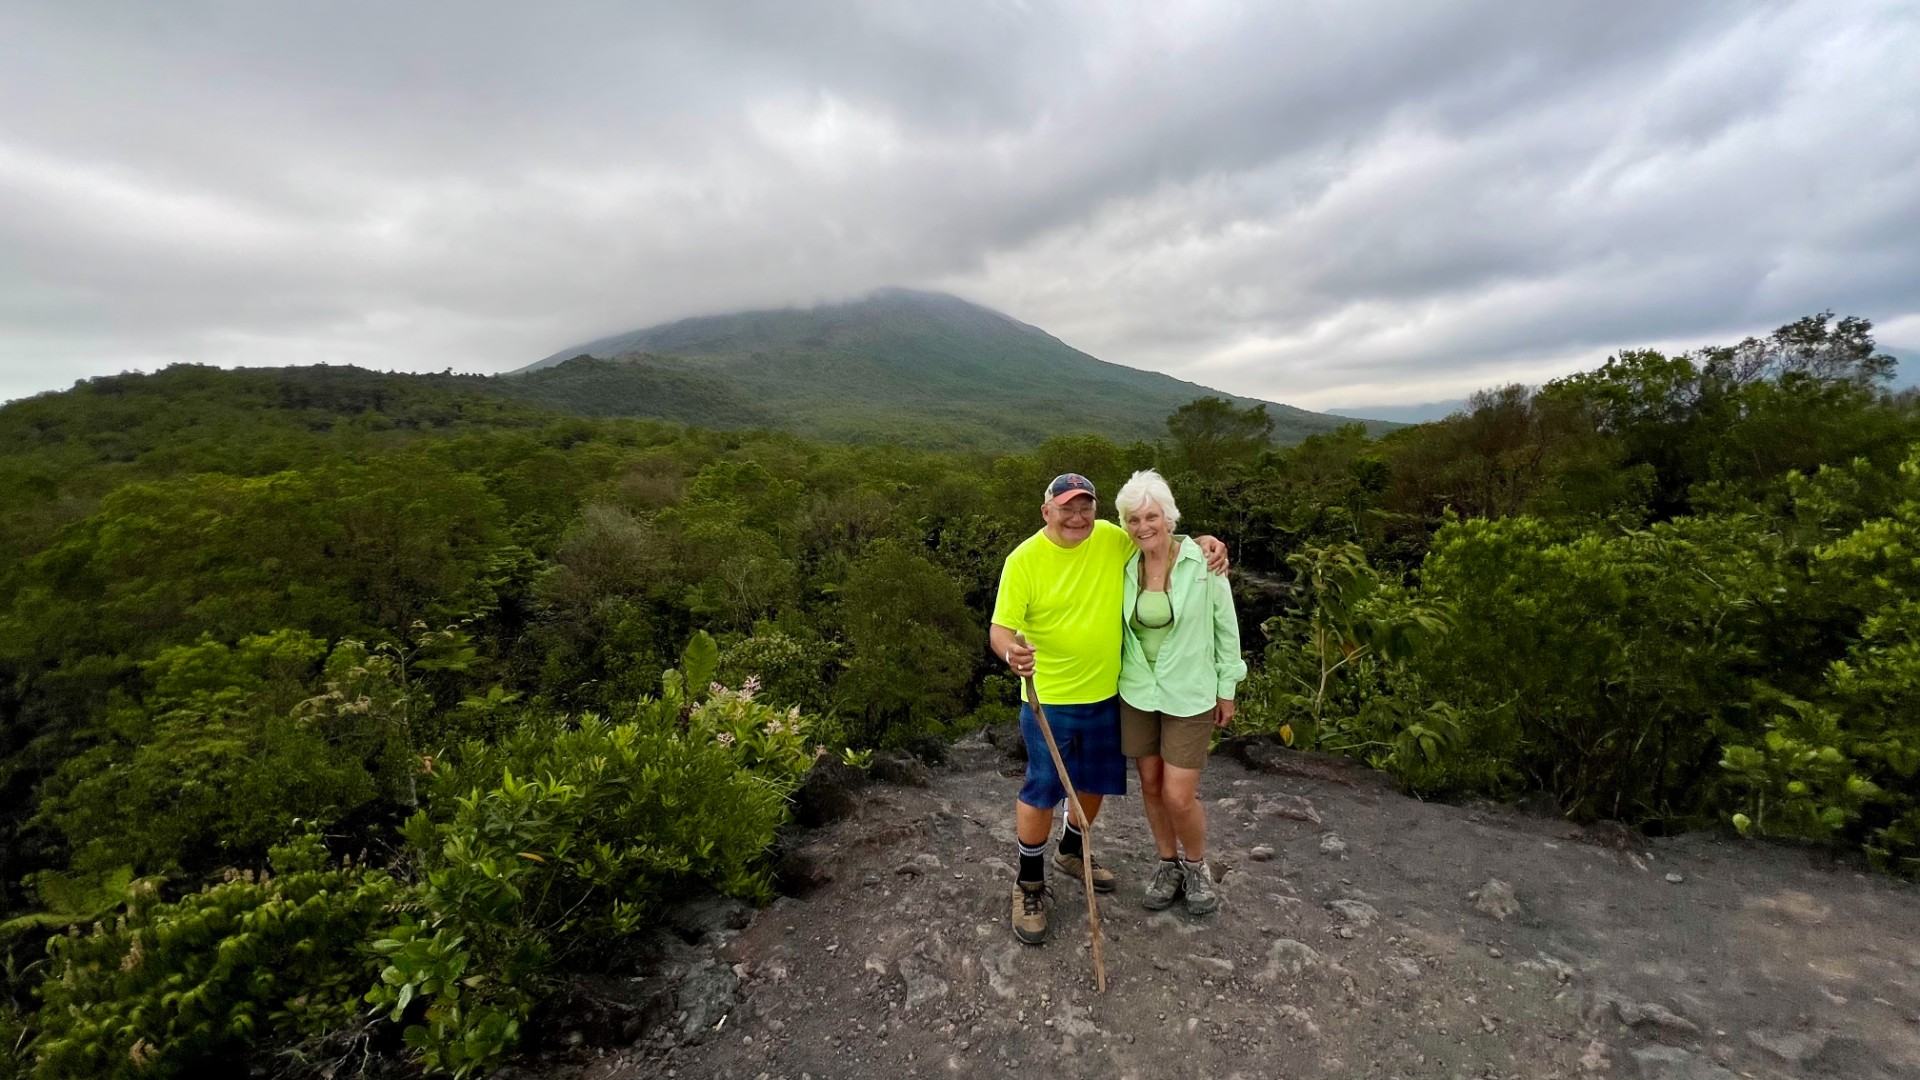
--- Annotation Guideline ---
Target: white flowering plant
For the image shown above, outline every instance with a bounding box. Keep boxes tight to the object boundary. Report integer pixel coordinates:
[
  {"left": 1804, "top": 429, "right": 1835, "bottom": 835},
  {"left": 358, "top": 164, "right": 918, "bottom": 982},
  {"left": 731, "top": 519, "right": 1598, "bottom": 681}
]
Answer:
[{"left": 688, "top": 675, "right": 816, "bottom": 789}]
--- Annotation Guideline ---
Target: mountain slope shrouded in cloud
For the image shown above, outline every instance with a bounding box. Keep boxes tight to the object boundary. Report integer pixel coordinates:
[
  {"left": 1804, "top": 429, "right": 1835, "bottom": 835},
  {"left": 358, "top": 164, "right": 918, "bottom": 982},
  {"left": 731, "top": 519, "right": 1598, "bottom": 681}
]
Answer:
[
  {"left": 1329, "top": 400, "right": 1470, "bottom": 424},
  {"left": 503, "top": 289, "right": 1392, "bottom": 450}
]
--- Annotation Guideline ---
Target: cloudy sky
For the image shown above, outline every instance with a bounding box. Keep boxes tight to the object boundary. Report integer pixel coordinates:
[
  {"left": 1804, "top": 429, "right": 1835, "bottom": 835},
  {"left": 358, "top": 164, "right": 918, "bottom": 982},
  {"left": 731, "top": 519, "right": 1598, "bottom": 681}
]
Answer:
[{"left": 3, "top": 1, "right": 1916, "bottom": 410}]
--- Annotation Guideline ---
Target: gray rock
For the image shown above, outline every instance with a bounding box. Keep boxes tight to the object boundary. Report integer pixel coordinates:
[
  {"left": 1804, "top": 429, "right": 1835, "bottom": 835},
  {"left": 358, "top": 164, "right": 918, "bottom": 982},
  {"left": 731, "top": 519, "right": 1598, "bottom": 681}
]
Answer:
[
  {"left": 1628, "top": 1045, "right": 1736, "bottom": 1080},
  {"left": 1325, "top": 899, "right": 1380, "bottom": 927},
  {"left": 1256, "top": 938, "right": 1326, "bottom": 981},
  {"left": 1746, "top": 1028, "right": 1828, "bottom": 1064},
  {"left": 1383, "top": 956, "right": 1423, "bottom": 979},
  {"left": 1185, "top": 954, "right": 1236, "bottom": 976},
  {"left": 979, "top": 945, "right": 1020, "bottom": 1000},
  {"left": 898, "top": 956, "right": 949, "bottom": 1010},
  {"left": 676, "top": 957, "right": 740, "bottom": 1040},
  {"left": 1318, "top": 834, "right": 1349, "bottom": 857},
  {"left": 1255, "top": 794, "right": 1323, "bottom": 824},
  {"left": 1249, "top": 844, "right": 1276, "bottom": 862},
  {"left": 1469, "top": 878, "right": 1521, "bottom": 921},
  {"left": 1518, "top": 953, "right": 1576, "bottom": 983},
  {"left": 896, "top": 853, "right": 943, "bottom": 876},
  {"left": 1614, "top": 999, "right": 1701, "bottom": 1040},
  {"left": 1275, "top": 1004, "right": 1320, "bottom": 1036},
  {"left": 1664, "top": 872, "right": 1684, "bottom": 884}
]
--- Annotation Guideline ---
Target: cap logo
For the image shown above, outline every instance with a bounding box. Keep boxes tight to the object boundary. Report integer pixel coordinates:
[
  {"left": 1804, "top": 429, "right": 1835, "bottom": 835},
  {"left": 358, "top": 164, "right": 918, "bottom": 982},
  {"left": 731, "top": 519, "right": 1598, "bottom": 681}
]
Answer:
[{"left": 1047, "top": 473, "right": 1097, "bottom": 504}]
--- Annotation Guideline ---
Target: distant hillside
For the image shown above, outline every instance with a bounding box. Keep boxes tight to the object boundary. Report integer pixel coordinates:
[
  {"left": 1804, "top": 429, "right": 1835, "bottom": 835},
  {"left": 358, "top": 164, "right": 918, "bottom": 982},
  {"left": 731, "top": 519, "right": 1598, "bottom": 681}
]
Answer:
[
  {"left": 507, "top": 289, "right": 1394, "bottom": 451},
  {"left": 1329, "top": 399, "right": 1470, "bottom": 424}
]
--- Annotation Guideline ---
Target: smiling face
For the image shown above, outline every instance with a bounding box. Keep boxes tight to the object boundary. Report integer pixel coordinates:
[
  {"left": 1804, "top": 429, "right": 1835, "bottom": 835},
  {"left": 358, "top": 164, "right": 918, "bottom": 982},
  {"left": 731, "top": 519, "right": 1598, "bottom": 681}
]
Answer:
[
  {"left": 1124, "top": 498, "right": 1172, "bottom": 553},
  {"left": 1041, "top": 492, "right": 1097, "bottom": 545}
]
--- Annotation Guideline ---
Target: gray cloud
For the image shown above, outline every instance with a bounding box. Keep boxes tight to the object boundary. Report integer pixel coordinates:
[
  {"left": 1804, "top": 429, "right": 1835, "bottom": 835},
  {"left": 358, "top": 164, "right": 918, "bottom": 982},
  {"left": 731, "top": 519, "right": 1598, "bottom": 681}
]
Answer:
[{"left": 1, "top": 1, "right": 1914, "bottom": 410}]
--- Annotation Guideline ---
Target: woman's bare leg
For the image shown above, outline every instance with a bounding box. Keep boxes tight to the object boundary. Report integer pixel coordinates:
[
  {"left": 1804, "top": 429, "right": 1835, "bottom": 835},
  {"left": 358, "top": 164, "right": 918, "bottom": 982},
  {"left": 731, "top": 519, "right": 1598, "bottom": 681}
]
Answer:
[
  {"left": 1161, "top": 762, "right": 1206, "bottom": 861},
  {"left": 1134, "top": 755, "right": 1180, "bottom": 860}
]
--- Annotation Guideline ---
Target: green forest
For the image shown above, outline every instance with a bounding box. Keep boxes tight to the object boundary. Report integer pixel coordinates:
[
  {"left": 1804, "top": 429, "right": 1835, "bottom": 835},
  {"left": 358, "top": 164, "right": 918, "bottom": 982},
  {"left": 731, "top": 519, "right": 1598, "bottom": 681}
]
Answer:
[{"left": 1, "top": 312, "right": 1915, "bottom": 1077}]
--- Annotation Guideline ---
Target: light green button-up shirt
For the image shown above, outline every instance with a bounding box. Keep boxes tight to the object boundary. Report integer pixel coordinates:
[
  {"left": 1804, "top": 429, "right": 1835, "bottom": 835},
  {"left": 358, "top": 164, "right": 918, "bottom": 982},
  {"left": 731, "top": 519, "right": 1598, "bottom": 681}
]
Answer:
[{"left": 1118, "top": 536, "right": 1248, "bottom": 715}]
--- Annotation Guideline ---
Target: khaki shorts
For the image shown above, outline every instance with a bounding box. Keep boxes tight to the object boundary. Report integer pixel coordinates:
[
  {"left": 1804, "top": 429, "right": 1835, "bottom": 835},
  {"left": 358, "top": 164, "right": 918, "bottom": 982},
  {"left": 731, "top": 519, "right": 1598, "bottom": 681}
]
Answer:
[{"left": 1120, "top": 701, "right": 1217, "bottom": 770}]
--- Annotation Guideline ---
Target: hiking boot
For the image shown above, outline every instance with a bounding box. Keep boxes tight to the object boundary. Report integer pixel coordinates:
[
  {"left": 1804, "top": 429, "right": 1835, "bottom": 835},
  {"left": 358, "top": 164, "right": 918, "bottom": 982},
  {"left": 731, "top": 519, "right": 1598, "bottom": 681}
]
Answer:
[
  {"left": 1142, "top": 859, "right": 1185, "bottom": 911},
  {"left": 1182, "top": 859, "right": 1219, "bottom": 915},
  {"left": 1053, "top": 850, "right": 1117, "bottom": 893},
  {"left": 1011, "top": 880, "right": 1051, "bottom": 944}
]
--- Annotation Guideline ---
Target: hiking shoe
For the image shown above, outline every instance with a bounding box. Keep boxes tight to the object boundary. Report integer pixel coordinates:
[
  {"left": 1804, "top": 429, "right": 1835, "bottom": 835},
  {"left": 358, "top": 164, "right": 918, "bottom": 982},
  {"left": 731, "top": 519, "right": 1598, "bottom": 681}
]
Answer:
[
  {"left": 1053, "top": 851, "right": 1117, "bottom": 893},
  {"left": 1011, "top": 881, "right": 1051, "bottom": 944},
  {"left": 1142, "top": 859, "right": 1185, "bottom": 911},
  {"left": 1182, "top": 860, "right": 1219, "bottom": 915}
]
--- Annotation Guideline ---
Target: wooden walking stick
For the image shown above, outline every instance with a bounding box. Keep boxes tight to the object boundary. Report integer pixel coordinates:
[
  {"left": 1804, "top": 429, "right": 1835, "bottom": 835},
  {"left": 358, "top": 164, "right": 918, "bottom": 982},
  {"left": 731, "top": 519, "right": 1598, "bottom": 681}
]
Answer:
[{"left": 1014, "top": 633, "right": 1107, "bottom": 993}]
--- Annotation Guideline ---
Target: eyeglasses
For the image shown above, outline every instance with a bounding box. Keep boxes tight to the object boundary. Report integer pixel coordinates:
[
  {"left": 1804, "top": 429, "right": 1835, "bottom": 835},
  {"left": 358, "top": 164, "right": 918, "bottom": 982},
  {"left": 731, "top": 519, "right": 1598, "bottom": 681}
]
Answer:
[{"left": 1053, "top": 500, "right": 1097, "bottom": 519}]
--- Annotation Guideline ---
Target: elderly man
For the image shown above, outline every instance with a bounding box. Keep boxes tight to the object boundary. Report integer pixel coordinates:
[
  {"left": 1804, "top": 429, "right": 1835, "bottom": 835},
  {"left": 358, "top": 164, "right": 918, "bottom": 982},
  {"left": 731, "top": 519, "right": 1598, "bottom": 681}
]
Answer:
[{"left": 990, "top": 472, "right": 1229, "bottom": 944}]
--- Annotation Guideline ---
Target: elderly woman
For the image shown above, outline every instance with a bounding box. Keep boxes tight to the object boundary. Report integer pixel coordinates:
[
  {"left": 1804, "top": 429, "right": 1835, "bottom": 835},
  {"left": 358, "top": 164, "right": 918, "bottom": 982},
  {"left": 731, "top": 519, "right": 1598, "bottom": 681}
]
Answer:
[{"left": 1114, "top": 469, "right": 1246, "bottom": 915}]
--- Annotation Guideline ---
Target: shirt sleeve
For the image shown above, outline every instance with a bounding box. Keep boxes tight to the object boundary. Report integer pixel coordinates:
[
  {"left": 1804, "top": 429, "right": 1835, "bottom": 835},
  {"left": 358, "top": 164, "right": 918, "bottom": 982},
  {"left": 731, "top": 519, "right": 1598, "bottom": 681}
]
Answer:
[
  {"left": 990, "top": 550, "right": 1029, "bottom": 634},
  {"left": 1094, "top": 520, "right": 1135, "bottom": 566},
  {"left": 1211, "top": 568, "right": 1248, "bottom": 699}
]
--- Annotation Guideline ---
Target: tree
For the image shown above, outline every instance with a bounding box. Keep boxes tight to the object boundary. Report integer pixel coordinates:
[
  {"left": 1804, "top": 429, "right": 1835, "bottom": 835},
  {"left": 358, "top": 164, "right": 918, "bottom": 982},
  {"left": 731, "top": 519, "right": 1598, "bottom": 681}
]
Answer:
[
  {"left": 1164, "top": 397, "right": 1274, "bottom": 484},
  {"left": 834, "top": 540, "right": 981, "bottom": 744}
]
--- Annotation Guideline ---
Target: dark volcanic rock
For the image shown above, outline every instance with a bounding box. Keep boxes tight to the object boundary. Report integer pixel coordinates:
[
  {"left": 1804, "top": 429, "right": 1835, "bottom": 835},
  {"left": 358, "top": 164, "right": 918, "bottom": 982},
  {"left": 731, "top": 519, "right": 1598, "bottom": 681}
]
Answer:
[
  {"left": 530, "top": 971, "right": 677, "bottom": 1051},
  {"left": 1216, "top": 734, "right": 1394, "bottom": 790},
  {"left": 984, "top": 722, "right": 1027, "bottom": 762},
  {"left": 792, "top": 758, "right": 869, "bottom": 827},
  {"left": 662, "top": 890, "right": 753, "bottom": 943},
  {"left": 899, "top": 735, "right": 948, "bottom": 766},
  {"left": 774, "top": 840, "right": 836, "bottom": 895},
  {"left": 869, "top": 749, "right": 933, "bottom": 787}
]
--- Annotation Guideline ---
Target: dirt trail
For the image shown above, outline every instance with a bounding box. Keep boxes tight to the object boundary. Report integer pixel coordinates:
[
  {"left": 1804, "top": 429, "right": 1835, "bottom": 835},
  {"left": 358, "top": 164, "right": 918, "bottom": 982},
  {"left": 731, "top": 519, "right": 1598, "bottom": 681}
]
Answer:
[{"left": 561, "top": 735, "right": 1920, "bottom": 1080}]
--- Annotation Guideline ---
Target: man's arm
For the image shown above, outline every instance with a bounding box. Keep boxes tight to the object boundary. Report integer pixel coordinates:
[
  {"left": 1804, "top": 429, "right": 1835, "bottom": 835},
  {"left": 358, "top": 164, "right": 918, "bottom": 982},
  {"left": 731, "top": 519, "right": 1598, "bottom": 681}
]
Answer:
[
  {"left": 1195, "top": 534, "right": 1230, "bottom": 575},
  {"left": 990, "top": 623, "right": 1035, "bottom": 678},
  {"left": 1098, "top": 520, "right": 1229, "bottom": 574}
]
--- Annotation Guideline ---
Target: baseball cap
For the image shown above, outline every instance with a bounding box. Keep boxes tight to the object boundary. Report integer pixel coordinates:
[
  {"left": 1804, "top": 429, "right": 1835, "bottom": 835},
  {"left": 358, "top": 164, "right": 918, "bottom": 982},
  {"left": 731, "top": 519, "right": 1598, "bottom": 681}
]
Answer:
[{"left": 1046, "top": 473, "right": 1097, "bottom": 506}]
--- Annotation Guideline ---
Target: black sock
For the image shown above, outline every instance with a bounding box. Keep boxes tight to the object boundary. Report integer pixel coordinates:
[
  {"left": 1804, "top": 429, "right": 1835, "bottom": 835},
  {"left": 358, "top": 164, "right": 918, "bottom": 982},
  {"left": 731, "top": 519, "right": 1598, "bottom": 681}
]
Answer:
[
  {"left": 1058, "top": 819, "right": 1084, "bottom": 858},
  {"left": 1017, "top": 840, "right": 1046, "bottom": 884}
]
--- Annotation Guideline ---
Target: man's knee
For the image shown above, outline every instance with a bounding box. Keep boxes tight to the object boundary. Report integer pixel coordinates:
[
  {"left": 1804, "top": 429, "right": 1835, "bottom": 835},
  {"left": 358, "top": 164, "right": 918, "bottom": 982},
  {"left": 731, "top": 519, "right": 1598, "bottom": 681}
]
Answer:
[{"left": 1164, "top": 785, "right": 1198, "bottom": 812}]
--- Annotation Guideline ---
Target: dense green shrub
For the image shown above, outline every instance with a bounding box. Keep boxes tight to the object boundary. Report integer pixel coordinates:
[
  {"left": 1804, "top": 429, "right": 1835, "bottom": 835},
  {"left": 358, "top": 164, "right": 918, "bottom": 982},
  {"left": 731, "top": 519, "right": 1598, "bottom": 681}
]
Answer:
[
  {"left": 33, "top": 632, "right": 383, "bottom": 878},
  {"left": 1720, "top": 451, "right": 1920, "bottom": 872},
  {"left": 716, "top": 623, "right": 841, "bottom": 720},
  {"left": 25, "top": 834, "right": 399, "bottom": 1080},
  {"left": 366, "top": 642, "right": 814, "bottom": 1075},
  {"left": 1236, "top": 543, "right": 1472, "bottom": 791},
  {"left": 1411, "top": 512, "right": 1789, "bottom": 823}
]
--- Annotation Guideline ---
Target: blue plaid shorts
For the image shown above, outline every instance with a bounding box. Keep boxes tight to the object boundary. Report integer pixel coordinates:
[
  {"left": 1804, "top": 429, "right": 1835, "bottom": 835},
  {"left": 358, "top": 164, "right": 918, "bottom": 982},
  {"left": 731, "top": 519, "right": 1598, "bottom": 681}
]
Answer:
[{"left": 1018, "top": 695, "right": 1128, "bottom": 810}]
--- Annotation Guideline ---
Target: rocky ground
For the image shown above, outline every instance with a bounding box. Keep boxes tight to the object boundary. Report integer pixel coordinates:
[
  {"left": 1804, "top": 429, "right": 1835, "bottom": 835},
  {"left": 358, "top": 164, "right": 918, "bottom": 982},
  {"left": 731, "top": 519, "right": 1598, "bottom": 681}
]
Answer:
[{"left": 519, "top": 733, "right": 1920, "bottom": 1080}]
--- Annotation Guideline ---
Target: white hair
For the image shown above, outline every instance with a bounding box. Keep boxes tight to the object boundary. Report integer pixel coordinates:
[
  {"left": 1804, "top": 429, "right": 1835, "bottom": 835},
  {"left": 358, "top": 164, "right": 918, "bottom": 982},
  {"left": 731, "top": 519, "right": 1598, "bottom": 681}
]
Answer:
[{"left": 1114, "top": 469, "right": 1180, "bottom": 526}]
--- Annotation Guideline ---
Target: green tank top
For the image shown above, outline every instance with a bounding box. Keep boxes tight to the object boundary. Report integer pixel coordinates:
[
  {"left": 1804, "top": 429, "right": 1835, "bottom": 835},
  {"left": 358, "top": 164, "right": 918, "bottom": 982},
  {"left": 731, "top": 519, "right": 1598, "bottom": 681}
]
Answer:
[{"left": 1130, "top": 589, "right": 1174, "bottom": 665}]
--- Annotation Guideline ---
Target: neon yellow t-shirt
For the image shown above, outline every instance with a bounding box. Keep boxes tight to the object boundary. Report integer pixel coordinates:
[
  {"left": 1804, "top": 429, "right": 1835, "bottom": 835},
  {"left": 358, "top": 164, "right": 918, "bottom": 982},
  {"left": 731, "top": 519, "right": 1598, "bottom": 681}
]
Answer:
[{"left": 990, "top": 520, "right": 1135, "bottom": 705}]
